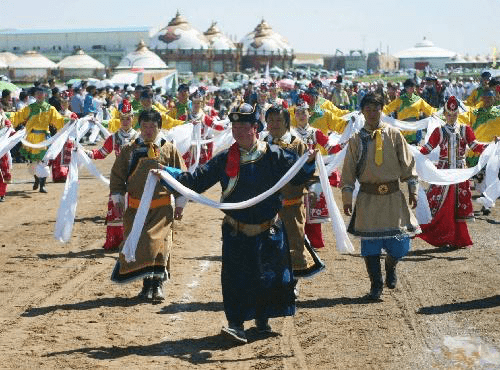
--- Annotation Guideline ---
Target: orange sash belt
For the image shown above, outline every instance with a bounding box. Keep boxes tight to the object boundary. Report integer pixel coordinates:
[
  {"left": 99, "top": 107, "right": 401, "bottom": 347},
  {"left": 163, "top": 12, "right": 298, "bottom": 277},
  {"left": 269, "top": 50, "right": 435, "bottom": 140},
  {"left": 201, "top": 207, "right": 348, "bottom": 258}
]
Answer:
[
  {"left": 128, "top": 196, "right": 170, "bottom": 209},
  {"left": 282, "top": 196, "right": 303, "bottom": 207}
]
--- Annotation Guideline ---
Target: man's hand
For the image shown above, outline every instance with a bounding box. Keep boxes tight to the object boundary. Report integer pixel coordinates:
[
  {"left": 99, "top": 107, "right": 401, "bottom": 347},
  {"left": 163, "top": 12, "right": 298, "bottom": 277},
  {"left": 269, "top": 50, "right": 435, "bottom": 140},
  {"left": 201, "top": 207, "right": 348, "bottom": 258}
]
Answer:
[
  {"left": 343, "top": 204, "right": 352, "bottom": 216},
  {"left": 174, "top": 206, "right": 184, "bottom": 220},
  {"left": 409, "top": 193, "right": 418, "bottom": 209},
  {"left": 307, "top": 149, "right": 319, "bottom": 163}
]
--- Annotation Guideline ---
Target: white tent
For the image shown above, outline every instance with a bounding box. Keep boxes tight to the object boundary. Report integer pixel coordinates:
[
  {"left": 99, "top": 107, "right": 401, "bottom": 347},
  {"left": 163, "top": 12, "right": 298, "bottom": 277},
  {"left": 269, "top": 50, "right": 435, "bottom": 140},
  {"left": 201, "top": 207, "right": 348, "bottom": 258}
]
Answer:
[
  {"left": 8, "top": 50, "right": 56, "bottom": 80},
  {"left": 57, "top": 50, "right": 106, "bottom": 79}
]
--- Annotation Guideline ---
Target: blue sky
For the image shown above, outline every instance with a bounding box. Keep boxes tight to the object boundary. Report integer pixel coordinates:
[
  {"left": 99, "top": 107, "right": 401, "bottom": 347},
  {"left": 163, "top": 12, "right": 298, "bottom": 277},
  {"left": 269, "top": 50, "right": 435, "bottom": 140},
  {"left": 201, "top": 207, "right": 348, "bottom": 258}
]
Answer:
[{"left": 1, "top": 0, "right": 499, "bottom": 56}]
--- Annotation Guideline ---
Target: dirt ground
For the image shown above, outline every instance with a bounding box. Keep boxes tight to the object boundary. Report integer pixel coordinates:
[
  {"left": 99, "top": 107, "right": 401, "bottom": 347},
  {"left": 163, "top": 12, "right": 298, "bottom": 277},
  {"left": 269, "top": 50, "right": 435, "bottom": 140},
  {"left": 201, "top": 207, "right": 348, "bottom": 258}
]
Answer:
[{"left": 1, "top": 147, "right": 500, "bottom": 370}]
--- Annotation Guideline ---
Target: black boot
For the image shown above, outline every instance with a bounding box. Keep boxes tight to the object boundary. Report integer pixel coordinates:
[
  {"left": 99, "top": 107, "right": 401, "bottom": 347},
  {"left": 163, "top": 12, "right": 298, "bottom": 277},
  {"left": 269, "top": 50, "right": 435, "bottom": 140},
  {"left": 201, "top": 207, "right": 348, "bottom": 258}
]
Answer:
[
  {"left": 364, "top": 256, "right": 383, "bottom": 300},
  {"left": 39, "top": 177, "right": 47, "bottom": 193},
  {"left": 385, "top": 255, "right": 399, "bottom": 289},
  {"left": 137, "top": 278, "right": 153, "bottom": 299},
  {"left": 151, "top": 278, "right": 165, "bottom": 301},
  {"left": 33, "top": 175, "right": 39, "bottom": 190}
]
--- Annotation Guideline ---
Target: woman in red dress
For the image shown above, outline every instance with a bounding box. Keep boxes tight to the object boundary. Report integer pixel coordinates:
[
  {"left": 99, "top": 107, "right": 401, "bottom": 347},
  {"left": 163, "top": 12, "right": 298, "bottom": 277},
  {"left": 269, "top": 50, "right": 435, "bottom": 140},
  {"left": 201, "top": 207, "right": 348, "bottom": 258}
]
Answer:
[{"left": 418, "top": 96, "right": 488, "bottom": 248}]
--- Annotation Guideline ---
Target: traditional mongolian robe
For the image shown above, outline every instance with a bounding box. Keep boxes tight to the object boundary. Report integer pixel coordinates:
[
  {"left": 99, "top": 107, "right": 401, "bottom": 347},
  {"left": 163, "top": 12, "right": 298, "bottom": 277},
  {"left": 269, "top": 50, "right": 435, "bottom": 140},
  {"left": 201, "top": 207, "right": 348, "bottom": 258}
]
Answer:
[
  {"left": 8, "top": 101, "right": 67, "bottom": 161},
  {"left": 460, "top": 106, "right": 500, "bottom": 167},
  {"left": 341, "top": 124, "right": 420, "bottom": 241},
  {"left": 173, "top": 140, "right": 315, "bottom": 325},
  {"left": 293, "top": 123, "right": 343, "bottom": 250},
  {"left": 418, "top": 123, "right": 486, "bottom": 247},
  {"left": 89, "top": 128, "right": 138, "bottom": 250},
  {"left": 383, "top": 93, "right": 436, "bottom": 144},
  {"left": 50, "top": 139, "right": 74, "bottom": 182},
  {"left": 110, "top": 137, "right": 185, "bottom": 282},
  {"left": 0, "top": 117, "right": 12, "bottom": 198},
  {"left": 261, "top": 131, "right": 323, "bottom": 277},
  {"left": 290, "top": 104, "right": 347, "bottom": 136}
]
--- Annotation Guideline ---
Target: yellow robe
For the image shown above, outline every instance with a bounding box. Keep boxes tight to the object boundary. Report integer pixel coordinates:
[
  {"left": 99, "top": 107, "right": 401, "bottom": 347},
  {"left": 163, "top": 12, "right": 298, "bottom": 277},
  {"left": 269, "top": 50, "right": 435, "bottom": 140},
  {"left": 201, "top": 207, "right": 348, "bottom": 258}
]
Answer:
[{"left": 8, "top": 101, "right": 67, "bottom": 159}]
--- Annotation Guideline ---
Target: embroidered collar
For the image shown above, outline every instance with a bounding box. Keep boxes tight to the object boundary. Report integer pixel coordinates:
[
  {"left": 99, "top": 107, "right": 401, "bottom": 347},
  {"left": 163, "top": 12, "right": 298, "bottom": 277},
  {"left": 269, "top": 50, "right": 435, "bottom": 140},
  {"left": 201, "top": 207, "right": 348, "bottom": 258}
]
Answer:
[
  {"left": 265, "top": 131, "right": 292, "bottom": 145},
  {"left": 240, "top": 140, "right": 267, "bottom": 163}
]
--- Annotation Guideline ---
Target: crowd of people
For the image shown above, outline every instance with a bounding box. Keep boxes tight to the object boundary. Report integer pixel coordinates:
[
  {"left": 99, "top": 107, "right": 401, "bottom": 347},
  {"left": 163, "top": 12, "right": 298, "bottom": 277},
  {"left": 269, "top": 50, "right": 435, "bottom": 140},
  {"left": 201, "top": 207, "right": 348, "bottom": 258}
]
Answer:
[{"left": 0, "top": 68, "right": 499, "bottom": 345}]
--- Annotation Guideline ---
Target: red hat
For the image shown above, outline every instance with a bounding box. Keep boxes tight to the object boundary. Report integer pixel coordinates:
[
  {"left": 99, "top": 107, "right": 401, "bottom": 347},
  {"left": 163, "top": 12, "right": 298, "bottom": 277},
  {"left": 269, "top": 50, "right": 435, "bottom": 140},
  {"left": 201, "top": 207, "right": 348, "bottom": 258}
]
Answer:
[
  {"left": 444, "top": 96, "right": 459, "bottom": 113},
  {"left": 298, "top": 92, "right": 313, "bottom": 107},
  {"left": 119, "top": 99, "right": 133, "bottom": 116}
]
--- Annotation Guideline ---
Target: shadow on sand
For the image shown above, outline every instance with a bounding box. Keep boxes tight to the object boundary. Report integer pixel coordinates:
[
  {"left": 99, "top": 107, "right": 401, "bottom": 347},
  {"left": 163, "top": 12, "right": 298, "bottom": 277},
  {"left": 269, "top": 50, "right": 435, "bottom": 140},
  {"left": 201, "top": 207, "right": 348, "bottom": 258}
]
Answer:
[
  {"left": 418, "top": 295, "right": 500, "bottom": 315},
  {"left": 21, "top": 296, "right": 146, "bottom": 317},
  {"left": 44, "top": 332, "right": 285, "bottom": 364}
]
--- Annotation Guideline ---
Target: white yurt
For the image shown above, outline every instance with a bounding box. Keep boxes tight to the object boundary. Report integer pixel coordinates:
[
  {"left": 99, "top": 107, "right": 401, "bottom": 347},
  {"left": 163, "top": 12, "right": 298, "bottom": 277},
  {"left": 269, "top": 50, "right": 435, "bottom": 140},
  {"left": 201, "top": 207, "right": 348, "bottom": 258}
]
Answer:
[
  {"left": 150, "top": 11, "right": 210, "bottom": 51},
  {"left": 394, "top": 38, "right": 456, "bottom": 70},
  {"left": 0, "top": 52, "right": 19, "bottom": 65},
  {"left": 8, "top": 50, "right": 57, "bottom": 81},
  {"left": 115, "top": 40, "right": 168, "bottom": 70},
  {"left": 57, "top": 49, "right": 106, "bottom": 80},
  {"left": 0, "top": 59, "right": 7, "bottom": 75},
  {"left": 203, "top": 22, "right": 236, "bottom": 50},
  {"left": 240, "top": 19, "right": 293, "bottom": 55}
]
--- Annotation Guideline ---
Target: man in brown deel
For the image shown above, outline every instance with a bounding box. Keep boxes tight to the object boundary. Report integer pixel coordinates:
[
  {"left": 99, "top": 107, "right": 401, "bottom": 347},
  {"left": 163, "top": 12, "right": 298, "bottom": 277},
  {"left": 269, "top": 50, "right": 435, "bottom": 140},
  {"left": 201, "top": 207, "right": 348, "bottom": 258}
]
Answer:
[
  {"left": 110, "top": 110, "right": 186, "bottom": 302},
  {"left": 341, "top": 92, "right": 420, "bottom": 301},
  {"left": 263, "top": 105, "right": 325, "bottom": 283}
]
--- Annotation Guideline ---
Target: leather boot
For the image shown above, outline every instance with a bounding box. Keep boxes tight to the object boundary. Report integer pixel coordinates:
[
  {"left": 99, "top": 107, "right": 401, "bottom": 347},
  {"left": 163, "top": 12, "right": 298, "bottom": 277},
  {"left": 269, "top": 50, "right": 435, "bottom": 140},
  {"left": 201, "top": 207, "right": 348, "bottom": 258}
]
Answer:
[
  {"left": 39, "top": 177, "right": 47, "bottom": 193},
  {"left": 385, "top": 255, "right": 399, "bottom": 289},
  {"left": 33, "top": 175, "right": 39, "bottom": 190},
  {"left": 364, "top": 256, "right": 383, "bottom": 300},
  {"left": 137, "top": 278, "right": 152, "bottom": 299},
  {"left": 151, "top": 278, "right": 165, "bottom": 301}
]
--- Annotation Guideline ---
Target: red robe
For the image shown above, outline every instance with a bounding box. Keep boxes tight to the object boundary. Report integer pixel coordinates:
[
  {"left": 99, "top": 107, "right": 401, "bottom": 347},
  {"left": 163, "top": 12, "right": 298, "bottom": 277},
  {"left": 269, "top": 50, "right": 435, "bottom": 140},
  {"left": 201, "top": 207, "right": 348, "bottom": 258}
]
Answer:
[
  {"left": 90, "top": 129, "right": 137, "bottom": 250},
  {"left": 183, "top": 112, "right": 225, "bottom": 169},
  {"left": 50, "top": 139, "right": 74, "bottom": 182},
  {"left": 294, "top": 125, "right": 343, "bottom": 249},
  {"left": 418, "top": 124, "right": 486, "bottom": 248},
  {"left": 0, "top": 121, "right": 13, "bottom": 197}
]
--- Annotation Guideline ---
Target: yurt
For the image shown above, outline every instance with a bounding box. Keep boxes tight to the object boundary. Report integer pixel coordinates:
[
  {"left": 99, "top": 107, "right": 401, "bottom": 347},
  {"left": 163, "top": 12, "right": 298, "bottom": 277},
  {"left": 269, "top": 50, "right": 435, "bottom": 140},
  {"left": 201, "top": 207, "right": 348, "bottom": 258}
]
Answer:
[
  {"left": 57, "top": 49, "right": 106, "bottom": 80},
  {"left": 8, "top": 50, "right": 56, "bottom": 81}
]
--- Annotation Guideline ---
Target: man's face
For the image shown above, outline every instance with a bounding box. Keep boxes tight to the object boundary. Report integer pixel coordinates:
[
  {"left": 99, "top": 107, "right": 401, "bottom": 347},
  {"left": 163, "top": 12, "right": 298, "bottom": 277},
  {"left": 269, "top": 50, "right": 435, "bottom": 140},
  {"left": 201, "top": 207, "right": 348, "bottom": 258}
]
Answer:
[
  {"left": 232, "top": 121, "right": 257, "bottom": 149},
  {"left": 257, "top": 92, "right": 267, "bottom": 105},
  {"left": 178, "top": 90, "right": 189, "bottom": 103},
  {"left": 140, "top": 120, "right": 159, "bottom": 143},
  {"left": 481, "top": 78, "right": 490, "bottom": 87},
  {"left": 444, "top": 110, "right": 458, "bottom": 125},
  {"left": 34, "top": 91, "right": 45, "bottom": 103},
  {"left": 362, "top": 103, "right": 382, "bottom": 128},
  {"left": 134, "top": 91, "right": 141, "bottom": 100},
  {"left": 266, "top": 112, "right": 287, "bottom": 139},
  {"left": 192, "top": 100, "right": 202, "bottom": 112},
  {"left": 120, "top": 115, "right": 133, "bottom": 131},
  {"left": 295, "top": 108, "right": 309, "bottom": 126},
  {"left": 141, "top": 98, "right": 152, "bottom": 110},
  {"left": 405, "top": 86, "right": 415, "bottom": 95}
]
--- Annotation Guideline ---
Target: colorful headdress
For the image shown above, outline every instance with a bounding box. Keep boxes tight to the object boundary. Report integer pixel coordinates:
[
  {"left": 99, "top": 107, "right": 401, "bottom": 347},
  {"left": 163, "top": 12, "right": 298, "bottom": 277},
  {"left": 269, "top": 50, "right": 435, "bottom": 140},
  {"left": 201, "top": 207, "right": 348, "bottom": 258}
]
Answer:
[
  {"left": 119, "top": 99, "right": 133, "bottom": 116},
  {"left": 444, "top": 96, "right": 459, "bottom": 113}
]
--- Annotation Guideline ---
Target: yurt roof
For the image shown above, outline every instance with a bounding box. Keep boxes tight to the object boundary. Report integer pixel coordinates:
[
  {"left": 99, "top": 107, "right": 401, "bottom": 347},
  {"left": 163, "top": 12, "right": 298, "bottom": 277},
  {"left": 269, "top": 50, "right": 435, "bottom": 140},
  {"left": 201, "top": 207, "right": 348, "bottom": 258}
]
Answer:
[
  {"left": 116, "top": 40, "right": 167, "bottom": 69},
  {"left": 203, "top": 22, "right": 235, "bottom": 50},
  {"left": 57, "top": 50, "right": 105, "bottom": 69},
  {"left": 150, "top": 11, "right": 209, "bottom": 50},
  {"left": 9, "top": 50, "right": 57, "bottom": 68},
  {"left": 240, "top": 19, "right": 292, "bottom": 55},
  {"left": 394, "top": 38, "right": 455, "bottom": 59}
]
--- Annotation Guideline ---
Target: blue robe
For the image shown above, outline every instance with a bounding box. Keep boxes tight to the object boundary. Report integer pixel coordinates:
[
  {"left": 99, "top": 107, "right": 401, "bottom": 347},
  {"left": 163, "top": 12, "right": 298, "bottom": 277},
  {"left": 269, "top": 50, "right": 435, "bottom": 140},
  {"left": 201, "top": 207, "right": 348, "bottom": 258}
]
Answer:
[{"left": 170, "top": 141, "right": 314, "bottom": 324}]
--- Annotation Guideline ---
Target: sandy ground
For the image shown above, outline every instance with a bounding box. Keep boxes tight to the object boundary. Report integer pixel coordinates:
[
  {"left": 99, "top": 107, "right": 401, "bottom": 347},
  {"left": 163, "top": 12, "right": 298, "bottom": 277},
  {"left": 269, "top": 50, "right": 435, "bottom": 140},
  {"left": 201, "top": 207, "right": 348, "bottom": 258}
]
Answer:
[{"left": 1, "top": 147, "right": 500, "bottom": 370}]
